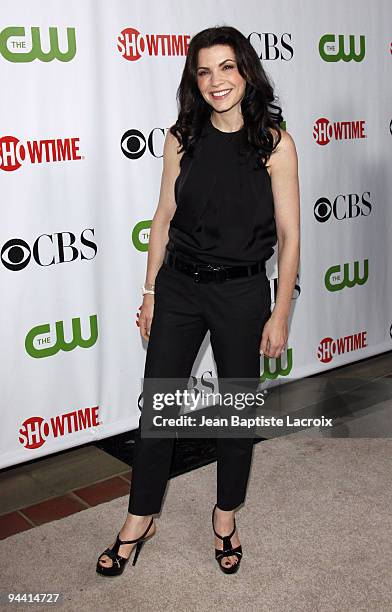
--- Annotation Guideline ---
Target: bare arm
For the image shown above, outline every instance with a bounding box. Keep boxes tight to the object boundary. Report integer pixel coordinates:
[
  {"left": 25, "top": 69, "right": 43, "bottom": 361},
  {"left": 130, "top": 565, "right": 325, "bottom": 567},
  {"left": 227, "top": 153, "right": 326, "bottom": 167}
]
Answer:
[
  {"left": 144, "top": 129, "right": 183, "bottom": 286},
  {"left": 138, "top": 128, "right": 183, "bottom": 340},
  {"left": 270, "top": 129, "right": 300, "bottom": 320},
  {"left": 260, "top": 129, "right": 300, "bottom": 357}
]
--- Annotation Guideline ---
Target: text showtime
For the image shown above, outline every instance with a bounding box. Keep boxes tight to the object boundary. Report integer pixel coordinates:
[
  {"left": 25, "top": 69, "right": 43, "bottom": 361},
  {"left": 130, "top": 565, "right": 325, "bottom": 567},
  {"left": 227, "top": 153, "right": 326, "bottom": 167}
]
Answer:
[
  {"left": 19, "top": 407, "right": 100, "bottom": 449},
  {"left": 117, "top": 27, "right": 190, "bottom": 60},
  {"left": 0, "top": 135, "right": 82, "bottom": 171}
]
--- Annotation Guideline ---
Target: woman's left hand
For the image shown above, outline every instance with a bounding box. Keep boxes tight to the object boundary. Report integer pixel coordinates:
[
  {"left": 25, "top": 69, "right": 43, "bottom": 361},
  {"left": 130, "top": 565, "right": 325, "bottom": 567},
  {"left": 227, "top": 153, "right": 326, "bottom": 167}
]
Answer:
[{"left": 259, "top": 312, "right": 288, "bottom": 358}]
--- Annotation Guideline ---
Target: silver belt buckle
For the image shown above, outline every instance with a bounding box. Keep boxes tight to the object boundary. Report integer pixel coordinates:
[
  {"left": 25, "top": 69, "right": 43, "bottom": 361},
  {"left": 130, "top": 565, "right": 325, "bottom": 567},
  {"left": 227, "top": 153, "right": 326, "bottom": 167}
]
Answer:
[{"left": 208, "top": 265, "right": 227, "bottom": 283}]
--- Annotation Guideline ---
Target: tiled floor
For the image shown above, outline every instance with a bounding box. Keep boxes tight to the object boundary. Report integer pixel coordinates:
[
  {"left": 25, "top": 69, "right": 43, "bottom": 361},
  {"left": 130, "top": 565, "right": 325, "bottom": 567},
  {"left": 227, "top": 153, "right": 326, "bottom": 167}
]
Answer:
[
  {"left": 0, "top": 471, "right": 133, "bottom": 539},
  {"left": 0, "top": 447, "right": 132, "bottom": 539},
  {"left": 1, "top": 351, "right": 391, "bottom": 540}
]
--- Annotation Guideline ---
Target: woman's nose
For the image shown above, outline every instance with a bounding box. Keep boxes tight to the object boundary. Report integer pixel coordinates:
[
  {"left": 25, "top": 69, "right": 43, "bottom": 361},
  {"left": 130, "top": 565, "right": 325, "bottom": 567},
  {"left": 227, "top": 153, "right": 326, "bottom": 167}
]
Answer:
[
  {"left": 210, "top": 72, "right": 224, "bottom": 87},
  {"left": 211, "top": 77, "right": 223, "bottom": 89}
]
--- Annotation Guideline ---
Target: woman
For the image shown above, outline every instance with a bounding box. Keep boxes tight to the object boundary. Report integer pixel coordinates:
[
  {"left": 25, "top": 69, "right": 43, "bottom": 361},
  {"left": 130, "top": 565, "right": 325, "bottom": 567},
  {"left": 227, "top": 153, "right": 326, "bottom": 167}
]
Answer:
[{"left": 96, "top": 25, "right": 300, "bottom": 576}]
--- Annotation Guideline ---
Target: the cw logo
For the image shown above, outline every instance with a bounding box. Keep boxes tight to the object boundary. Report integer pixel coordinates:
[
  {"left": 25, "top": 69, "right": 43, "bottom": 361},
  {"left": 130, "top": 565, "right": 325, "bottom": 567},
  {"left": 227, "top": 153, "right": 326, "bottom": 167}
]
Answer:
[
  {"left": 25, "top": 315, "right": 98, "bottom": 358},
  {"left": 0, "top": 26, "right": 76, "bottom": 62},
  {"left": 132, "top": 220, "right": 151, "bottom": 252},
  {"left": 319, "top": 34, "right": 365, "bottom": 62},
  {"left": 260, "top": 348, "right": 293, "bottom": 381},
  {"left": 325, "top": 259, "right": 368, "bottom": 292}
]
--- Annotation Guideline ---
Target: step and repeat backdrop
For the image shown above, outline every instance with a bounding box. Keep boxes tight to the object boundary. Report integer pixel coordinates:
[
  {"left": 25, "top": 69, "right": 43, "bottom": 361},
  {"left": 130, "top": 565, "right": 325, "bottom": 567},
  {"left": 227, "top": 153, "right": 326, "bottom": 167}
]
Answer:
[{"left": 1, "top": 0, "right": 391, "bottom": 468}]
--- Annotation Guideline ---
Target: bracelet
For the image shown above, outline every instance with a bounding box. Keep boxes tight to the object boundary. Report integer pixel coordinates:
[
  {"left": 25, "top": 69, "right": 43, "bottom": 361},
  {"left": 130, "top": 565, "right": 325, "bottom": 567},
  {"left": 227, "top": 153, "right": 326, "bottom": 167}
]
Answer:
[{"left": 142, "top": 284, "right": 155, "bottom": 296}]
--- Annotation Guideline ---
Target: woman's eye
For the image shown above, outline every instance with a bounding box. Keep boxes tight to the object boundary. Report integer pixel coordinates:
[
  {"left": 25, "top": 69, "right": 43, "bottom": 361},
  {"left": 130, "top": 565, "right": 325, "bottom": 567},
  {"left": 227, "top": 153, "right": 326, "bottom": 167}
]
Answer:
[{"left": 197, "top": 65, "right": 234, "bottom": 76}]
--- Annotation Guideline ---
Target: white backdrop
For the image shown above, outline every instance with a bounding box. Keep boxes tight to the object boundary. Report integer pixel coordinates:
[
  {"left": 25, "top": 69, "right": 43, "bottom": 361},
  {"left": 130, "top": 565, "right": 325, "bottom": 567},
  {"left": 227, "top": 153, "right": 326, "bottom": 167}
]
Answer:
[{"left": 1, "top": 0, "right": 391, "bottom": 468}]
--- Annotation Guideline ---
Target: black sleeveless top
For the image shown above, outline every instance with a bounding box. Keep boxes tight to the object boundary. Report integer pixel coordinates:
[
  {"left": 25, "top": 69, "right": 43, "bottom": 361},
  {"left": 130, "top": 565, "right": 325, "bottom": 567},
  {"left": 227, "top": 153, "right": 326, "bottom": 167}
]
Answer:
[{"left": 166, "top": 116, "right": 277, "bottom": 266}]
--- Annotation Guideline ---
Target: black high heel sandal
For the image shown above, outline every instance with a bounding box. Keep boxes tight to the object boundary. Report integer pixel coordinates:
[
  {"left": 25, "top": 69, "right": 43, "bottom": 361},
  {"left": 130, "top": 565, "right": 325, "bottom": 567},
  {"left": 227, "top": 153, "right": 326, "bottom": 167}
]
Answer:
[
  {"left": 96, "top": 517, "right": 155, "bottom": 577},
  {"left": 212, "top": 504, "right": 243, "bottom": 574}
]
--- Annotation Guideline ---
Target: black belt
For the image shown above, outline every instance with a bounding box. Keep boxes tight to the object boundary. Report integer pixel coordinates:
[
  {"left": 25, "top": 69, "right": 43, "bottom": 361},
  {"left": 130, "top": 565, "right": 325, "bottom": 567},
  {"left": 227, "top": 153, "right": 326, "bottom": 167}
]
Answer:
[{"left": 163, "top": 250, "right": 265, "bottom": 283}]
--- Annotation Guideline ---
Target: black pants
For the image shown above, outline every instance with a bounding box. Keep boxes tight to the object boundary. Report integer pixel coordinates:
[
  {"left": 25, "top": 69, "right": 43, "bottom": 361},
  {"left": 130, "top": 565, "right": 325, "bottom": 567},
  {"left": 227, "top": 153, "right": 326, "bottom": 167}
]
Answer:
[{"left": 128, "top": 257, "right": 271, "bottom": 515}]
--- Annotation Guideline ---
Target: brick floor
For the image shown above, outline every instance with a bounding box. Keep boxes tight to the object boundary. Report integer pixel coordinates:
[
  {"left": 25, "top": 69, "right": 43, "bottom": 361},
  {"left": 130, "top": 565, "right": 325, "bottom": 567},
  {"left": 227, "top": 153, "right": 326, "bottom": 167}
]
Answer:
[
  {"left": 21, "top": 494, "right": 88, "bottom": 526},
  {"left": 0, "top": 473, "right": 132, "bottom": 540},
  {"left": 0, "top": 511, "right": 33, "bottom": 539},
  {"left": 73, "top": 476, "right": 131, "bottom": 506}
]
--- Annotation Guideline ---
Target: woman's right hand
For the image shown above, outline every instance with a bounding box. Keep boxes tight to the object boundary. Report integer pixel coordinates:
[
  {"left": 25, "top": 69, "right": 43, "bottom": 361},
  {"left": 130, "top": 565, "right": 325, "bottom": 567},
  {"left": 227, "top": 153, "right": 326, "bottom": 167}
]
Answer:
[{"left": 136, "top": 294, "right": 155, "bottom": 341}]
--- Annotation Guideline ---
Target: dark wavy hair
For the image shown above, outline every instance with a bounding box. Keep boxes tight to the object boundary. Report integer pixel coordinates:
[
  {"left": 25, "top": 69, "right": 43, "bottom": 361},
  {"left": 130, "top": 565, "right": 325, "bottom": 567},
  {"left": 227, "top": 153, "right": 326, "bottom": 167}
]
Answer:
[{"left": 169, "top": 25, "right": 284, "bottom": 169}]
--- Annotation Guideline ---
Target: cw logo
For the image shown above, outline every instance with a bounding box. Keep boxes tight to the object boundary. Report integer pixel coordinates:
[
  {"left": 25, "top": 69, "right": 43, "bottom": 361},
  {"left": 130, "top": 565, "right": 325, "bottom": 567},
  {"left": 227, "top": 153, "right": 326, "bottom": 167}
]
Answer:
[
  {"left": 319, "top": 34, "right": 365, "bottom": 62},
  {"left": 260, "top": 348, "right": 293, "bottom": 381},
  {"left": 132, "top": 220, "right": 151, "bottom": 251},
  {"left": 325, "top": 259, "right": 368, "bottom": 292},
  {"left": 0, "top": 26, "right": 76, "bottom": 62},
  {"left": 25, "top": 315, "right": 98, "bottom": 358}
]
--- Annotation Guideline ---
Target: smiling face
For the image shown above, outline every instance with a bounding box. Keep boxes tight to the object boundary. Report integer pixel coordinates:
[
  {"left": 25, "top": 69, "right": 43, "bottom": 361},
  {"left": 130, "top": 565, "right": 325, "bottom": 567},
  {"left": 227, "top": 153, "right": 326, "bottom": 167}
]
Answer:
[{"left": 196, "top": 44, "right": 246, "bottom": 114}]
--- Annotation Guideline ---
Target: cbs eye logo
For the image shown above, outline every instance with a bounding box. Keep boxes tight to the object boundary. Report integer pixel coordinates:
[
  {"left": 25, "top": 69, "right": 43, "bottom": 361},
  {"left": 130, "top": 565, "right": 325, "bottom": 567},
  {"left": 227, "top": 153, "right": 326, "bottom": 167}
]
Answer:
[
  {"left": 121, "top": 127, "right": 167, "bottom": 159},
  {"left": 121, "top": 129, "right": 146, "bottom": 159},
  {"left": 1, "top": 238, "right": 31, "bottom": 271},
  {"left": 1, "top": 229, "right": 97, "bottom": 271},
  {"left": 313, "top": 193, "right": 371, "bottom": 223}
]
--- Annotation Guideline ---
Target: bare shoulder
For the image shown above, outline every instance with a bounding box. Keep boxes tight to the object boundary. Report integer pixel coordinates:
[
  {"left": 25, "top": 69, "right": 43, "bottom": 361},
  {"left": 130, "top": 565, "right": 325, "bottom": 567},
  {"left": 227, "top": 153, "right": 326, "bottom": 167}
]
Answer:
[
  {"left": 155, "top": 127, "right": 185, "bottom": 219},
  {"left": 163, "top": 128, "right": 185, "bottom": 168},
  {"left": 269, "top": 127, "right": 296, "bottom": 154},
  {"left": 267, "top": 128, "right": 298, "bottom": 176}
]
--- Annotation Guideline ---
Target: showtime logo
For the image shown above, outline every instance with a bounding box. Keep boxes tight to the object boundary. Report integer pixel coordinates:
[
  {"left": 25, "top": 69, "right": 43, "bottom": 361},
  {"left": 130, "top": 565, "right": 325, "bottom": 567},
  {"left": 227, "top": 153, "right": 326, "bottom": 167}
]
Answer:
[
  {"left": 313, "top": 118, "right": 366, "bottom": 145},
  {"left": 317, "top": 331, "right": 367, "bottom": 363},
  {"left": 19, "top": 406, "right": 100, "bottom": 449},
  {"left": 117, "top": 27, "right": 190, "bottom": 61},
  {"left": 0, "top": 135, "right": 82, "bottom": 171}
]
